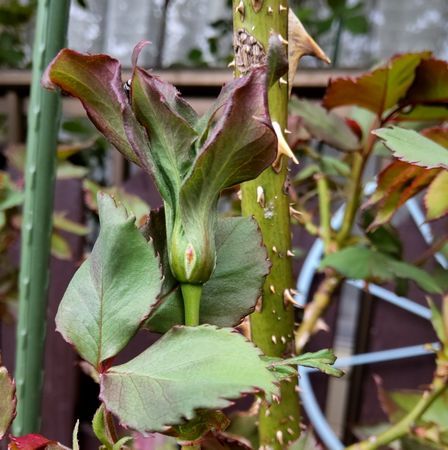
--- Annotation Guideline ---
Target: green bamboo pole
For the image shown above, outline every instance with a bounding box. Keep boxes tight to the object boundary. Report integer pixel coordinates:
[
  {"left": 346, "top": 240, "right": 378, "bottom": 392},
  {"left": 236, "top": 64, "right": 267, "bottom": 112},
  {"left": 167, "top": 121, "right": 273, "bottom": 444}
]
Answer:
[
  {"left": 233, "top": 2, "right": 301, "bottom": 448},
  {"left": 14, "top": 0, "right": 71, "bottom": 435}
]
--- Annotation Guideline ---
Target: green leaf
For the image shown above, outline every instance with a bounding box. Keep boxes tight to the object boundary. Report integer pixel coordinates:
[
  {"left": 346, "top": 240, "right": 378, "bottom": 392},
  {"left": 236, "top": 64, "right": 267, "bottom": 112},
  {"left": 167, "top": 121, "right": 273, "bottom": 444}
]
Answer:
[
  {"left": 55, "top": 193, "right": 162, "bottom": 370},
  {"left": 169, "top": 410, "right": 230, "bottom": 441},
  {"left": 427, "top": 299, "right": 446, "bottom": 343},
  {"left": 323, "top": 52, "right": 431, "bottom": 116},
  {"left": 320, "top": 246, "right": 442, "bottom": 293},
  {"left": 373, "top": 127, "right": 448, "bottom": 170},
  {"left": 320, "top": 156, "right": 351, "bottom": 177},
  {"left": 397, "top": 105, "right": 448, "bottom": 122},
  {"left": 264, "top": 349, "right": 344, "bottom": 378},
  {"left": 112, "top": 437, "right": 133, "bottom": 450},
  {"left": 83, "top": 179, "right": 150, "bottom": 227},
  {"left": 343, "top": 15, "right": 369, "bottom": 34},
  {"left": 51, "top": 233, "right": 72, "bottom": 260},
  {"left": 288, "top": 430, "right": 320, "bottom": 450},
  {"left": 145, "top": 214, "right": 269, "bottom": 332},
  {"left": 0, "top": 362, "right": 16, "bottom": 438},
  {"left": 53, "top": 212, "right": 89, "bottom": 236},
  {"left": 92, "top": 405, "right": 112, "bottom": 450},
  {"left": 100, "top": 325, "right": 277, "bottom": 433},
  {"left": 0, "top": 172, "right": 23, "bottom": 211},
  {"left": 327, "top": 0, "right": 346, "bottom": 12},
  {"left": 381, "top": 388, "right": 448, "bottom": 430},
  {"left": 425, "top": 171, "right": 448, "bottom": 220},
  {"left": 56, "top": 161, "right": 89, "bottom": 180},
  {"left": 362, "top": 211, "right": 402, "bottom": 259},
  {"left": 290, "top": 97, "right": 360, "bottom": 151},
  {"left": 72, "top": 420, "right": 80, "bottom": 450},
  {"left": 43, "top": 48, "right": 148, "bottom": 167}
]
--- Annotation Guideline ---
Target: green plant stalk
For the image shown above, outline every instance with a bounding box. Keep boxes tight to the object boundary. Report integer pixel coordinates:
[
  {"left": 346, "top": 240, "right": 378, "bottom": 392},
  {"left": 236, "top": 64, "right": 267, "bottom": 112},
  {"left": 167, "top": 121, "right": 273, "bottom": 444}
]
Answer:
[
  {"left": 179, "top": 283, "right": 202, "bottom": 449},
  {"left": 295, "top": 274, "right": 339, "bottom": 354},
  {"left": 295, "top": 125, "right": 377, "bottom": 353},
  {"left": 181, "top": 283, "right": 202, "bottom": 327},
  {"left": 336, "top": 151, "right": 364, "bottom": 245},
  {"left": 316, "top": 173, "right": 332, "bottom": 253},
  {"left": 345, "top": 376, "right": 448, "bottom": 450},
  {"left": 13, "top": 0, "right": 71, "bottom": 435},
  {"left": 443, "top": 294, "right": 448, "bottom": 357},
  {"left": 233, "top": 2, "right": 301, "bottom": 448}
]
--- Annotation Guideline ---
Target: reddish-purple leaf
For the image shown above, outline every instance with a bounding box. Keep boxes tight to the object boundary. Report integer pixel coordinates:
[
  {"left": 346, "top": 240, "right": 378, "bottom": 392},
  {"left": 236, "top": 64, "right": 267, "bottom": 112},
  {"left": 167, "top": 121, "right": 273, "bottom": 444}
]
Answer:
[
  {"left": 323, "top": 52, "right": 431, "bottom": 116},
  {"left": 422, "top": 126, "right": 448, "bottom": 148},
  {"left": 364, "top": 160, "right": 439, "bottom": 229},
  {"left": 8, "top": 435, "right": 55, "bottom": 450},
  {"left": 43, "top": 49, "right": 149, "bottom": 168},
  {"left": 405, "top": 58, "right": 448, "bottom": 104},
  {"left": 181, "top": 66, "right": 276, "bottom": 208}
]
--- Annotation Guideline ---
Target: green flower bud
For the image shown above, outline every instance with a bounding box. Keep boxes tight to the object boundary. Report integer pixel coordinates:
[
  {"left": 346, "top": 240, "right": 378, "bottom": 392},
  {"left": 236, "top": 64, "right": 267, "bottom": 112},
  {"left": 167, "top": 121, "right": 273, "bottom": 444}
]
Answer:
[{"left": 169, "top": 215, "right": 216, "bottom": 284}]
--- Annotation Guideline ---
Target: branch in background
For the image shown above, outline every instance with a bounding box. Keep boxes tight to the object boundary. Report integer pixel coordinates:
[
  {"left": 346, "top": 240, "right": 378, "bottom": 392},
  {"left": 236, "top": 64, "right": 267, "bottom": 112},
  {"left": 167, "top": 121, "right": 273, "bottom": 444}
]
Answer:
[{"left": 155, "top": 0, "right": 172, "bottom": 68}]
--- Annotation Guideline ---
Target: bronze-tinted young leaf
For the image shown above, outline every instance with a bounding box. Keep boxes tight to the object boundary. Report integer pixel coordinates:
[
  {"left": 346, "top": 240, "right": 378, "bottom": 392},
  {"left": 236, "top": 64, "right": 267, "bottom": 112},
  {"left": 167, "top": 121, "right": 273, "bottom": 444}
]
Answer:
[
  {"left": 194, "top": 66, "right": 270, "bottom": 144},
  {"left": 43, "top": 49, "right": 148, "bottom": 168},
  {"left": 365, "top": 161, "right": 425, "bottom": 208},
  {"left": 0, "top": 362, "right": 16, "bottom": 439},
  {"left": 145, "top": 215, "right": 270, "bottom": 332},
  {"left": 364, "top": 160, "right": 439, "bottom": 229},
  {"left": 405, "top": 58, "right": 448, "bottom": 104},
  {"left": 425, "top": 171, "right": 448, "bottom": 221},
  {"left": 100, "top": 325, "right": 277, "bottom": 433},
  {"left": 183, "top": 66, "right": 276, "bottom": 206},
  {"left": 130, "top": 66, "right": 198, "bottom": 205},
  {"left": 373, "top": 126, "right": 448, "bottom": 169},
  {"left": 323, "top": 52, "right": 431, "bottom": 116},
  {"left": 56, "top": 193, "right": 162, "bottom": 370},
  {"left": 290, "top": 97, "right": 360, "bottom": 151}
]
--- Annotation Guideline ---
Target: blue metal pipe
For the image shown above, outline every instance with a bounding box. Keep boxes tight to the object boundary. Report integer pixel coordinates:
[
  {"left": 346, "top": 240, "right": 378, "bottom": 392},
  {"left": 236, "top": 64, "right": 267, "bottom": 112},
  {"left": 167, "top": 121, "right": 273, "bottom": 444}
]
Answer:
[{"left": 346, "top": 280, "right": 432, "bottom": 320}]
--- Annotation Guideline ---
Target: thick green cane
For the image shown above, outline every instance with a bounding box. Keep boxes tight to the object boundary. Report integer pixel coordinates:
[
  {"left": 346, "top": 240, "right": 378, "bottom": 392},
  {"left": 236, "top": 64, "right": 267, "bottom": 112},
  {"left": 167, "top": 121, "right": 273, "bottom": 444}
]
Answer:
[
  {"left": 233, "top": 2, "right": 301, "bottom": 448},
  {"left": 14, "top": 0, "right": 71, "bottom": 435}
]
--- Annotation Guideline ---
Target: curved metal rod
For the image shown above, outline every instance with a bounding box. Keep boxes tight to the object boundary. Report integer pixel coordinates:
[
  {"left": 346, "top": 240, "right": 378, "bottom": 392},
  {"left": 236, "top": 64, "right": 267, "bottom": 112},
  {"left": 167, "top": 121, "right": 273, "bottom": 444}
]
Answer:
[{"left": 346, "top": 280, "right": 432, "bottom": 320}]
